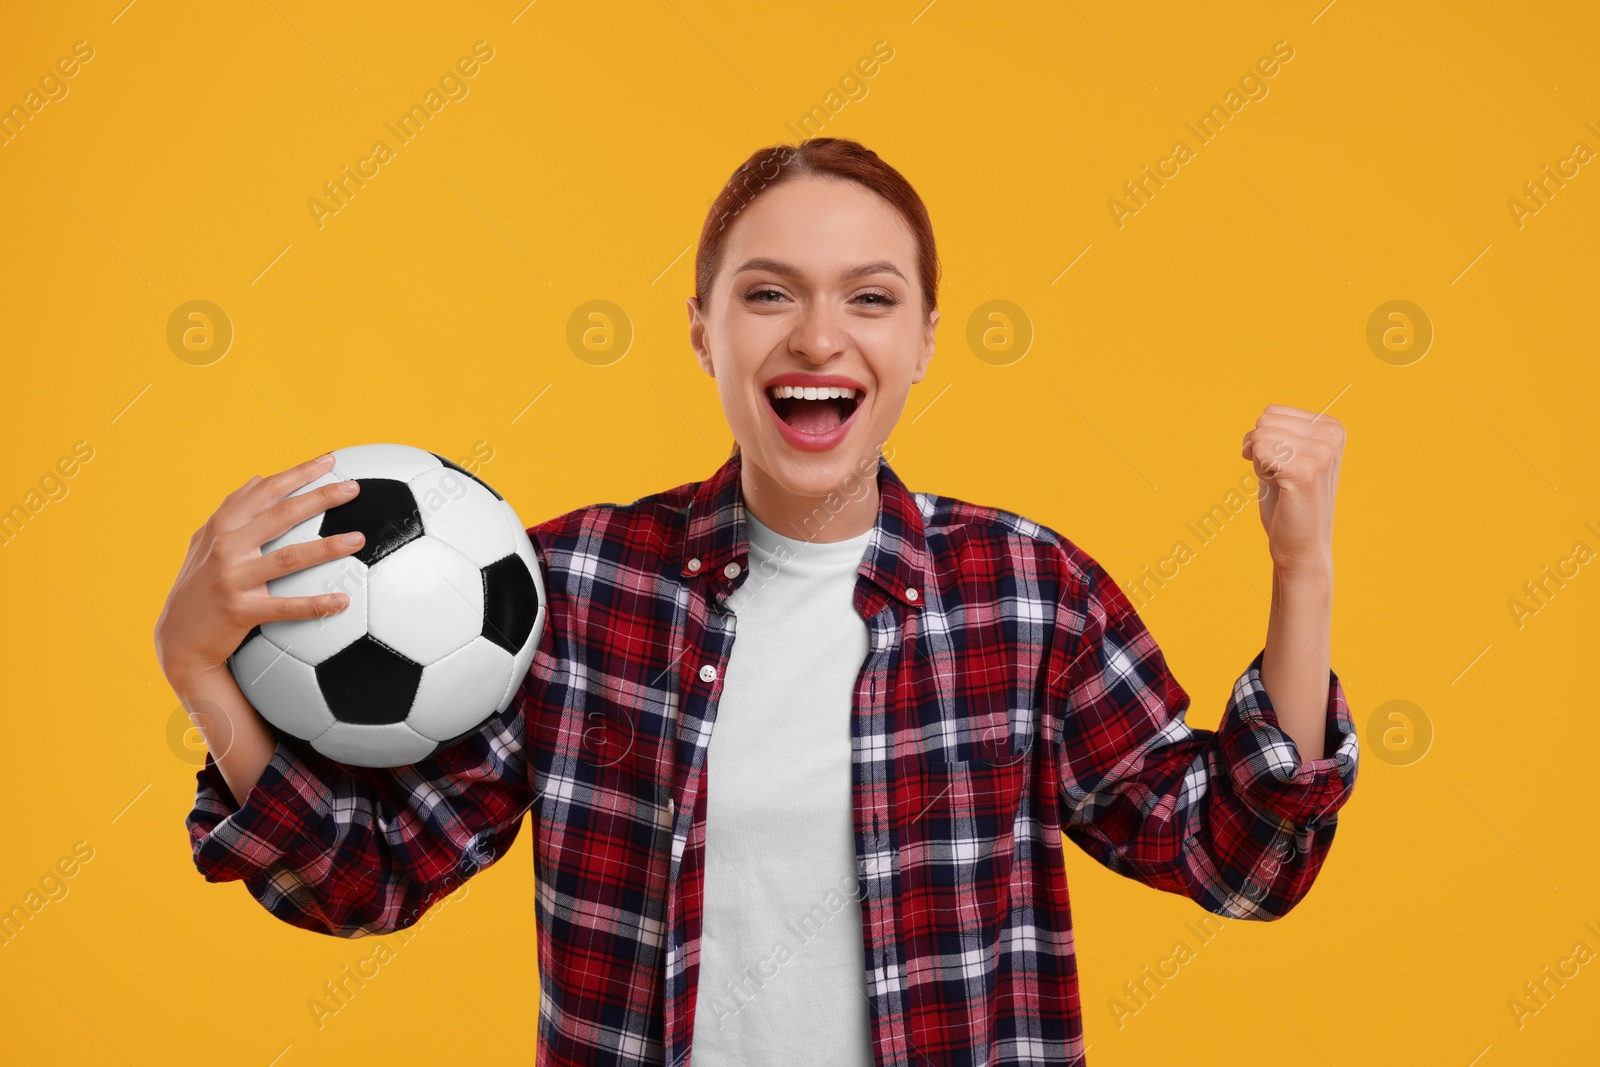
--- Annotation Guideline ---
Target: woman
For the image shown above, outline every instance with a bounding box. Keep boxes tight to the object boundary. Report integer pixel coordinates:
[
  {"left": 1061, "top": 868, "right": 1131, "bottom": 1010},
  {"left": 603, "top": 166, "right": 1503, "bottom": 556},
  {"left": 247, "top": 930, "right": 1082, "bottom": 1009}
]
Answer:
[{"left": 157, "top": 138, "right": 1358, "bottom": 1067}]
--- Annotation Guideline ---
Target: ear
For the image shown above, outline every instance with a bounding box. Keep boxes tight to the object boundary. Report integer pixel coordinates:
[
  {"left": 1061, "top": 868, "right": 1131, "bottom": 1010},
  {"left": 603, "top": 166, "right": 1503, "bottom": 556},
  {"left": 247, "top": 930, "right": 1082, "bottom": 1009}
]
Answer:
[
  {"left": 687, "top": 297, "right": 714, "bottom": 377},
  {"left": 911, "top": 307, "right": 938, "bottom": 385}
]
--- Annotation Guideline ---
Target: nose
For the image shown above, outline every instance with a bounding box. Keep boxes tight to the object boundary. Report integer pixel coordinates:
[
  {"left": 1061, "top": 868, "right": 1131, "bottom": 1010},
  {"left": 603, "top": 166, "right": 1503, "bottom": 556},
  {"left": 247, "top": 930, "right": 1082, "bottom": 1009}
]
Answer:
[{"left": 787, "top": 301, "right": 847, "bottom": 364}]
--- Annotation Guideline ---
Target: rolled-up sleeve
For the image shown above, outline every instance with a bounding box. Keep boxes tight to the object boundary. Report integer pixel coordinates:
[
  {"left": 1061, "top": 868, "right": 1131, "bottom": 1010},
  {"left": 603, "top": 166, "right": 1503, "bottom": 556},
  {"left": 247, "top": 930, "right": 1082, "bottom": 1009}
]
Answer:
[
  {"left": 190, "top": 736, "right": 347, "bottom": 879},
  {"left": 185, "top": 692, "right": 534, "bottom": 938},
  {"left": 1217, "top": 647, "right": 1358, "bottom": 830},
  {"left": 1051, "top": 550, "right": 1358, "bottom": 920}
]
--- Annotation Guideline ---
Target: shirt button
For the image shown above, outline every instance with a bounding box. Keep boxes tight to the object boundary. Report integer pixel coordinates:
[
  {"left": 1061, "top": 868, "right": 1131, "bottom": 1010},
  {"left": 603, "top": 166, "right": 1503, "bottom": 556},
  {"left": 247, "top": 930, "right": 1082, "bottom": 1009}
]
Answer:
[
  {"left": 668, "top": 797, "right": 676, "bottom": 819},
  {"left": 906, "top": 587, "right": 919, "bottom": 601},
  {"left": 699, "top": 664, "right": 718, "bottom": 683},
  {"left": 723, "top": 561, "right": 741, "bottom": 579},
  {"left": 687, "top": 558, "right": 702, "bottom": 572}
]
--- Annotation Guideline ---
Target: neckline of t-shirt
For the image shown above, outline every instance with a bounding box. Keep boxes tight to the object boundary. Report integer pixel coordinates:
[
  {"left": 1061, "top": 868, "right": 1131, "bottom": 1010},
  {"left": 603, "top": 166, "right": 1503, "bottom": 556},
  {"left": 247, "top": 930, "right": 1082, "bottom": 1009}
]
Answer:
[{"left": 744, "top": 509, "right": 874, "bottom": 566}]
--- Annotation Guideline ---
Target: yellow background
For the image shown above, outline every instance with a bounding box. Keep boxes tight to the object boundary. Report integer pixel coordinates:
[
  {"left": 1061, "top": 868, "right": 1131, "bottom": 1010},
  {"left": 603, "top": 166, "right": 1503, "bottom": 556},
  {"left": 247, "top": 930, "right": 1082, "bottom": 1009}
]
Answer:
[{"left": 2, "top": 1, "right": 1596, "bottom": 1063}]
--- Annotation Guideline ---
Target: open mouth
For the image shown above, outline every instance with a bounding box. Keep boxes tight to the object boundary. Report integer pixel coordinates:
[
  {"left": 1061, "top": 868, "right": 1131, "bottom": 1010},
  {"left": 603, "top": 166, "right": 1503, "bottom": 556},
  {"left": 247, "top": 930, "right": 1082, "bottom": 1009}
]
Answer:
[{"left": 764, "top": 383, "right": 864, "bottom": 436}]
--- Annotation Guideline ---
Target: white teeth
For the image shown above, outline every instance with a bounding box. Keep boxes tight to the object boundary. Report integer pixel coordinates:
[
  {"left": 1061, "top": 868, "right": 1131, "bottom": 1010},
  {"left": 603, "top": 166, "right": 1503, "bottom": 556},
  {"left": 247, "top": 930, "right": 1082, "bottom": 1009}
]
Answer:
[{"left": 767, "top": 384, "right": 858, "bottom": 400}]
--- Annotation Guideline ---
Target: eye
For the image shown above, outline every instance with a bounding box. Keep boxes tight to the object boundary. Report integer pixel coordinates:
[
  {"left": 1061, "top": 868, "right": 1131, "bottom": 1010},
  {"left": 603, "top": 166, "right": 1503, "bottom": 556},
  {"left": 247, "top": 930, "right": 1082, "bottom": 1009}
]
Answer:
[
  {"left": 744, "top": 287, "right": 786, "bottom": 303},
  {"left": 856, "top": 290, "right": 898, "bottom": 307}
]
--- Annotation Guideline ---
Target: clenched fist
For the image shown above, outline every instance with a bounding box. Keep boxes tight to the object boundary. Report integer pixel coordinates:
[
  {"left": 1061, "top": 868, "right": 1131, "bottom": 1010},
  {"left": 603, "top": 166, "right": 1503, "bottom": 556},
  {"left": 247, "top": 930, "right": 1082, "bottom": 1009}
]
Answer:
[{"left": 1240, "top": 404, "right": 1344, "bottom": 576}]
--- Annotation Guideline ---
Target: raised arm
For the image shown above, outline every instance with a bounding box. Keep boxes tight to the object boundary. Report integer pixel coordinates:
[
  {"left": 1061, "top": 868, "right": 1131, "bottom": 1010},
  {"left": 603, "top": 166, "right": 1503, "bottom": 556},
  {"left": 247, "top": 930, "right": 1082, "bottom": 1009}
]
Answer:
[
  {"left": 1051, "top": 551, "right": 1358, "bottom": 920},
  {"left": 1242, "top": 403, "right": 1347, "bottom": 763}
]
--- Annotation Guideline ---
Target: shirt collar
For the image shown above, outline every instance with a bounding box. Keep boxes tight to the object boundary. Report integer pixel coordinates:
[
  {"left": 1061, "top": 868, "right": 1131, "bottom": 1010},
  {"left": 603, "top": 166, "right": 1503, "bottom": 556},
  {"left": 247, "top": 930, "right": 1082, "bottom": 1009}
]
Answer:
[{"left": 679, "top": 448, "right": 929, "bottom": 610}]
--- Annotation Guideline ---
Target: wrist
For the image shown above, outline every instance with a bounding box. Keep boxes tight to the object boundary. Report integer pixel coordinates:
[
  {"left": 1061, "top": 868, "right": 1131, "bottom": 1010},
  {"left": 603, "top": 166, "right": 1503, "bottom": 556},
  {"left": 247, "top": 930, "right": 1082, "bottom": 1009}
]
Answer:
[
  {"left": 1271, "top": 554, "right": 1334, "bottom": 588},
  {"left": 165, "top": 657, "right": 234, "bottom": 697}
]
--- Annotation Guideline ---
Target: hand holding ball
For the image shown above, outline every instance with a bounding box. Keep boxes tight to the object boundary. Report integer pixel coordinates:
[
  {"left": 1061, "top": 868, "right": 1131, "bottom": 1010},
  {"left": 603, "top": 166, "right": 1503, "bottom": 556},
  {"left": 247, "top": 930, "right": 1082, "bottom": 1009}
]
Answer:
[{"left": 228, "top": 444, "right": 545, "bottom": 768}]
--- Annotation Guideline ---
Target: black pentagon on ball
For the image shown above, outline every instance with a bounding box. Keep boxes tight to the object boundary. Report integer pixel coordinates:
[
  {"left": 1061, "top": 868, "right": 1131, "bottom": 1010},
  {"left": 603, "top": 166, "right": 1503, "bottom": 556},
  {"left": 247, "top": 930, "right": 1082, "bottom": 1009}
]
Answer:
[
  {"left": 481, "top": 554, "right": 541, "bottom": 654},
  {"left": 318, "top": 478, "right": 424, "bottom": 566},
  {"left": 429, "top": 452, "right": 504, "bottom": 501},
  {"left": 315, "top": 634, "right": 424, "bottom": 726}
]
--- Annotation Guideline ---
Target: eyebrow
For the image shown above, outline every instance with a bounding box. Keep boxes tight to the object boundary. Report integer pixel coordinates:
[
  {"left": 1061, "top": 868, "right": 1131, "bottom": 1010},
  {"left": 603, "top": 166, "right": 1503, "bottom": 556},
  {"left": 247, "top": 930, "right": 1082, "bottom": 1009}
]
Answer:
[{"left": 732, "top": 257, "right": 908, "bottom": 284}]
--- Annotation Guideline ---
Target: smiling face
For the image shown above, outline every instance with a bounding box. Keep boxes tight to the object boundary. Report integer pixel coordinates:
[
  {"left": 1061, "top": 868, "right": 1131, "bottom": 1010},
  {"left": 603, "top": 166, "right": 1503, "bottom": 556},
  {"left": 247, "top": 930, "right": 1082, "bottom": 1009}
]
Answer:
[{"left": 687, "top": 174, "right": 938, "bottom": 540}]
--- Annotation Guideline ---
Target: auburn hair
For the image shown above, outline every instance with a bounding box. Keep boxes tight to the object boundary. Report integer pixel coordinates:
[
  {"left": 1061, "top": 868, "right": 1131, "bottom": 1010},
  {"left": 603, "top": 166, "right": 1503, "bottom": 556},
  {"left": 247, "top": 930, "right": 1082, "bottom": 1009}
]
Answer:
[{"left": 694, "top": 138, "right": 940, "bottom": 459}]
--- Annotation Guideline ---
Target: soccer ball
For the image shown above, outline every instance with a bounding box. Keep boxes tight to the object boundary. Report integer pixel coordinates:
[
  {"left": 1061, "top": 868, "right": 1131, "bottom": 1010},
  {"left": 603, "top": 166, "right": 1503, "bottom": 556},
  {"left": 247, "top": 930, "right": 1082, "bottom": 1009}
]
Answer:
[{"left": 227, "top": 443, "right": 545, "bottom": 768}]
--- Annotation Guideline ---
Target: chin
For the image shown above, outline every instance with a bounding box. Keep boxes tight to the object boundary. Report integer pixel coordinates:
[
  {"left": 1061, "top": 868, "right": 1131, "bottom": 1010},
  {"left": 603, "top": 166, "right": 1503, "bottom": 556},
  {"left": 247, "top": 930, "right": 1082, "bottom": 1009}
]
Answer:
[{"left": 748, "top": 437, "right": 878, "bottom": 499}]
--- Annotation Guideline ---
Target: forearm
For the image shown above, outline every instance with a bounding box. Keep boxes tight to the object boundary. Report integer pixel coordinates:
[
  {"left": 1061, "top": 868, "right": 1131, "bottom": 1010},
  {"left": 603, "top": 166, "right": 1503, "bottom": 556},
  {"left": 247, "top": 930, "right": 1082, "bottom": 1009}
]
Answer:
[
  {"left": 169, "top": 663, "right": 279, "bottom": 807},
  {"left": 1259, "top": 563, "right": 1333, "bottom": 762}
]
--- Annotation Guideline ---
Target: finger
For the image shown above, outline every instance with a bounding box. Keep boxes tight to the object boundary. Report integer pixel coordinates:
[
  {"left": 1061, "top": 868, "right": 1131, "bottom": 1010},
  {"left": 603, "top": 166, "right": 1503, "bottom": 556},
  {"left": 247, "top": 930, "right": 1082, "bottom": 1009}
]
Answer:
[
  {"left": 239, "top": 528, "right": 367, "bottom": 587},
  {"left": 1262, "top": 403, "right": 1344, "bottom": 428},
  {"left": 1244, "top": 440, "right": 1280, "bottom": 500},
  {"left": 1254, "top": 418, "right": 1326, "bottom": 452},
  {"left": 222, "top": 473, "right": 263, "bottom": 503},
  {"left": 243, "top": 588, "right": 358, "bottom": 625},
  {"left": 1256, "top": 411, "right": 1316, "bottom": 429},
  {"left": 1242, "top": 425, "right": 1312, "bottom": 453},
  {"left": 1256, "top": 411, "right": 1343, "bottom": 440},
  {"left": 1263, "top": 407, "right": 1347, "bottom": 447},
  {"left": 1261, "top": 404, "right": 1317, "bottom": 421},
  {"left": 1253, "top": 422, "right": 1342, "bottom": 466},
  {"left": 237, "top": 478, "right": 361, "bottom": 551},
  {"left": 224, "top": 453, "right": 339, "bottom": 527},
  {"left": 210, "top": 477, "right": 264, "bottom": 531},
  {"left": 1250, "top": 433, "right": 1299, "bottom": 478}
]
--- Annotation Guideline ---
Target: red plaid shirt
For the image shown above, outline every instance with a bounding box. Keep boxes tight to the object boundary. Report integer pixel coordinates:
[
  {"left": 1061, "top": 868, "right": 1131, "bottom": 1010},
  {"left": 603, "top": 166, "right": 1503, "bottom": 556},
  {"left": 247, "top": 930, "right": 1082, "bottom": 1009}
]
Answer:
[{"left": 188, "top": 449, "right": 1359, "bottom": 1066}]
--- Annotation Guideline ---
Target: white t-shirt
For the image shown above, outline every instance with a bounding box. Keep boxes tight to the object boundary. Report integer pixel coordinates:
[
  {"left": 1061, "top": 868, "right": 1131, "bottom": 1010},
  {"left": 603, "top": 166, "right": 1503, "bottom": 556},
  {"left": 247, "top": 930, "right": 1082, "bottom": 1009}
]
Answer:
[{"left": 689, "top": 509, "right": 876, "bottom": 1066}]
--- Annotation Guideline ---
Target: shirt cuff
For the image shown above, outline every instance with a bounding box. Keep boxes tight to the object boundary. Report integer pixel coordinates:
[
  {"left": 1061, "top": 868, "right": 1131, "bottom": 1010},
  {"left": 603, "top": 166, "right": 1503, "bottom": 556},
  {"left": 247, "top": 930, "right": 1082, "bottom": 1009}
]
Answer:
[
  {"left": 188, "top": 737, "right": 336, "bottom": 881},
  {"left": 1216, "top": 649, "right": 1359, "bottom": 829}
]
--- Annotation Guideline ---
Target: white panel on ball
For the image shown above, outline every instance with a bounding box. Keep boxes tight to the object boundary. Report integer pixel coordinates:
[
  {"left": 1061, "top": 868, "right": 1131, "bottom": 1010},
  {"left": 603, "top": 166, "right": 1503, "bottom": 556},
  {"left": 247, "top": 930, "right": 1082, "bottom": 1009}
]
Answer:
[
  {"left": 410, "top": 466, "right": 511, "bottom": 568},
  {"left": 312, "top": 720, "right": 439, "bottom": 768},
  {"left": 408, "top": 638, "right": 516, "bottom": 741},
  {"left": 262, "top": 555, "right": 369, "bottom": 666},
  {"left": 367, "top": 537, "right": 485, "bottom": 666},
  {"left": 229, "top": 632, "right": 338, "bottom": 740},
  {"left": 327, "top": 443, "right": 441, "bottom": 484}
]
